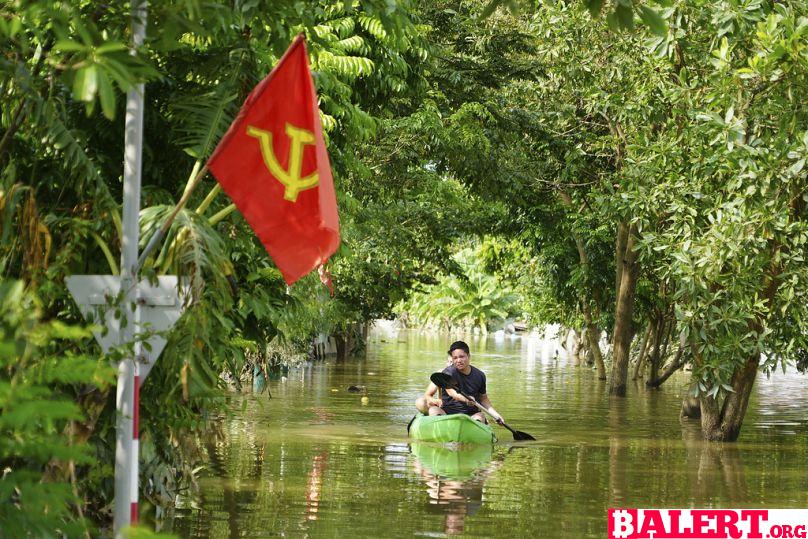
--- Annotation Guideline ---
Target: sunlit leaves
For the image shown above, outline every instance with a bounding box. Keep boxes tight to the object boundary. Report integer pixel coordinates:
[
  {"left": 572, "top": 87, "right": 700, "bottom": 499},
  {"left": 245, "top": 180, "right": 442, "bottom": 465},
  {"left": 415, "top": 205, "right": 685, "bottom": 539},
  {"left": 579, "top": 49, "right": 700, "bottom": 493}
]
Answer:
[
  {"left": 53, "top": 36, "right": 156, "bottom": 120},
  {"left": 398, "top": 244, "right": 519, "bottom": 332}
]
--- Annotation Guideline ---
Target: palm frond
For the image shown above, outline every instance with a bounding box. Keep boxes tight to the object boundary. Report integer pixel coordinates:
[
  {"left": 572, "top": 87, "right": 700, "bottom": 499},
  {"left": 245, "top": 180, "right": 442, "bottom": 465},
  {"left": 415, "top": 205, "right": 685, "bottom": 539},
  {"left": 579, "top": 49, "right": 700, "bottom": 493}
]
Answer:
[{"left": 169, "top": 90, "right": 238, "bottom": 160}]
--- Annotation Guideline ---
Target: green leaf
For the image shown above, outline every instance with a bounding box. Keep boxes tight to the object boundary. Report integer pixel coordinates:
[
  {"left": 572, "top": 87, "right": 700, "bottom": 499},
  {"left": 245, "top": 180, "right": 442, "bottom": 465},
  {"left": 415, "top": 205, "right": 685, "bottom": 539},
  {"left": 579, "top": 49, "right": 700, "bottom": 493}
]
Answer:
[
  {"left": 606, "top": 11, "right": 620, "bottom": 31},
  {"left": 638, "top": 6, "right": 667, "bottom": 36},
  {"left": 54, "top": 39, "right": 86, "bottom": 52},
  {"left": 585, "top": 0, "right": 605, "bottom": 17},
  {"left": 788, "top": 158, "right": 805, "bottom": 176},
  {"left": 616, "top": 4, "right": 634, "bottom": 30},
  {"left": 480, "top": 0, "right": 502, "bottom": 19},
  {"left": 96, "top": 42, "right": 128, "bottom": 54},
  {"left": 97, "top": 71, "right": 116, "bottom": 120},
  {"left": 73, "top": 65, "right": 98, "bottom": 103}
]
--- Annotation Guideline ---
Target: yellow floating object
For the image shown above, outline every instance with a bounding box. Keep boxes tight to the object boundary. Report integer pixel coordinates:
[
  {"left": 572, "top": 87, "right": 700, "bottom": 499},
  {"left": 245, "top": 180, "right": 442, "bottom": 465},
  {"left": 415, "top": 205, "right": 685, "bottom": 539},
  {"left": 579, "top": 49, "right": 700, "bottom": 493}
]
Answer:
[
  {"left": 331, "top": 388, "right": 339, "bottom": 392},
  {"left": 361, "top": 396, "right": 369, "bottom": 405}
]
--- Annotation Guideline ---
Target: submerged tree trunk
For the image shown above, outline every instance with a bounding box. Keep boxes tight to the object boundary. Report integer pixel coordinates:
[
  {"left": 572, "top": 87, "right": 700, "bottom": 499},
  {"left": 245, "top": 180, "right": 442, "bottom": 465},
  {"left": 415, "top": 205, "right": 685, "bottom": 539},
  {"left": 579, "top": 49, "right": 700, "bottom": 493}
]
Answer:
[
  {"left": 559, "top": 190, "right": 606, "bottom": 378},
  {"left": 694, "top": 229, "right": 787, "bottom": 441},
  {"left": 609, "top": 222, "right": 639, "bottom": 397},
  {"left": 681, "top": 396, "right": 701, "bottom": 419},
  {"left": 583, "top": 304, "right": 606, "bottom": 379},
  {"left": 646, "top": 315, "right": 665, "bottom": 383},
  {"left": 334, "top": 333, "right": 347, "bottom": 361},
  {"left": 691, "top": 321, "right": 768, "bottom": 441},
  {"left": 631, "top": 324, "right": 653, "bottom": 380},
  {"left": 658, "top": 319, "right": 674, "bottom": 366},
  {"left": 572, "top": 329, "right": 582, "bottom": 364},
  {"left": 577, "top": 328, "right": 590, "bottom": 365},
  {"left": 698, "top": 347, "right": 760, "bottom": 441},
  {"left": 647, "top": 336, "right": 686, "bottom": 388}
]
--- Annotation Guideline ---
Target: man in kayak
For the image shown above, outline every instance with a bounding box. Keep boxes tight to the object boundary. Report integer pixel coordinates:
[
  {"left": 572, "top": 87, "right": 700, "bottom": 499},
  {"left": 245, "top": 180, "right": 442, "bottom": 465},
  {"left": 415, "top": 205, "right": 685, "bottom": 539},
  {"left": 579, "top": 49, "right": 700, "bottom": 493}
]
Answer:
[{"left": 415, "top": 341, "right": 505, "bottom": 425}]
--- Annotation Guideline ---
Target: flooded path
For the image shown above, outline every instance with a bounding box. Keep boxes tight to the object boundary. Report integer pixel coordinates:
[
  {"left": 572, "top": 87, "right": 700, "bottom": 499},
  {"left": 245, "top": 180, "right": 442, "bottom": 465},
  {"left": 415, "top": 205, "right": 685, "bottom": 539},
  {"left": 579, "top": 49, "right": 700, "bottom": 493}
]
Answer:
[{"left": 168, "top": 330, "right": 808, "bottom": 537}]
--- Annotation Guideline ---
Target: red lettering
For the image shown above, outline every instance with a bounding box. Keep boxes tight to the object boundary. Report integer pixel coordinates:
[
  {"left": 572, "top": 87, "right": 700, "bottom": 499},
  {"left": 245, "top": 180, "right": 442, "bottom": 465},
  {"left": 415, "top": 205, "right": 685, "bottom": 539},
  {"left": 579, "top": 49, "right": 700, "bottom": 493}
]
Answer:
[
  {"left": 742, "top": 510, "right": 768, "bottom": 539},
  {"left": 692, "top": 511, "right": 713, "bottom": 536},
  {"left": 716, "top": 510, "right": 742, "bottom": 539},
  {"left": 608, "top": 509, "right": 638, "bottom": 539},
  {"left": 772, "top": 525, "right": 783, "bottom": 538},
  {"left": 795, "top": 525, "right": 806, "bottom": 539},
  {"left": 669, "top": 510, "right": 682, "bottom": 537},
  {"left": 782, "top": 525, "right": 795, "bottom": 538},
  {"left": 639, "top": 510, "right": 667, "bottom": 538}
]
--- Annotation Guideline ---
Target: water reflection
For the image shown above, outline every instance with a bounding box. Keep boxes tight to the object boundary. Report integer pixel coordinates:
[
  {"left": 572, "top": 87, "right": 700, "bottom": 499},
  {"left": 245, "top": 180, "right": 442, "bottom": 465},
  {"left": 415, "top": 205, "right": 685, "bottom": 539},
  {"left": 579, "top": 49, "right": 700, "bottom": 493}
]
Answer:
[
  {"left": 304, "top": 449, "right": 328, "bottom": 522},
  {"left": 201, "top": 425, "right": 266, "bottom": 539},
  {"left": 681, "top": 421, "right": 747, "bottom": 504},
  {"left": 608, "top": 402, "right": 629, "bottom": 507},
  {"left": 411, "top": 443, "right": 499, "bottom": 536}
]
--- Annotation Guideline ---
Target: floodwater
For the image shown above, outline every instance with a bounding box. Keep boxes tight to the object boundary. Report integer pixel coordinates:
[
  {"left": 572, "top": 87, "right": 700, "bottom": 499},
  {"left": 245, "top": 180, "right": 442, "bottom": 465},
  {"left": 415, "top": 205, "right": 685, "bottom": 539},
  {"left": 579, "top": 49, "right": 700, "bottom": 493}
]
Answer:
[{"left": 166, "top": 329, "right": 808, "bottom": 538}]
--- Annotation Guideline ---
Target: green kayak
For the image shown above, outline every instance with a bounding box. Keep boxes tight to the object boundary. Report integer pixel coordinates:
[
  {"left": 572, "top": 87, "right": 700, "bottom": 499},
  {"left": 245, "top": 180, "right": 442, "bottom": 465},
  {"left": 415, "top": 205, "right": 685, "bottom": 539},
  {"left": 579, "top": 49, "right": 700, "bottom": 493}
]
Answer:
[{"left": 408, "top": 413, "right": 497, "bottom": 444}]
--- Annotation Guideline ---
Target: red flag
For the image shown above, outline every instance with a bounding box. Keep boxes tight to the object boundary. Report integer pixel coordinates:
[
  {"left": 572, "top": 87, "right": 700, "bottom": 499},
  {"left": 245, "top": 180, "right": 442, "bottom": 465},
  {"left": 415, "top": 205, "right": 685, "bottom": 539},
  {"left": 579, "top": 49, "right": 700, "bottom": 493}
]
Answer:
[{"left": 207, "top": 35, "right": 339, "bottom": 285}]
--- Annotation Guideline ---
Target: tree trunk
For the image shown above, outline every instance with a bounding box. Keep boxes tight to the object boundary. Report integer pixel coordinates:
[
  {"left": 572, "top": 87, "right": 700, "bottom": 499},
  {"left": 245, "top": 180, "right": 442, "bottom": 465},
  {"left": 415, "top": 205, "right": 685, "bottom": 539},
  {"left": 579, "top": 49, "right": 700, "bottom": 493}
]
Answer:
[
  {"left": 614, "top": 221, "right": 628, "bottom": 300},
  {"left": 647, "top": 338, "right": 686, "bottom": 388},
  {"left": 609, "top": 223, "right": 639, "bottom": 397},
  {"left": 571, "top": 329, "right": 583, "bottom": 364},
  {"left": 714, "top": 353, "right": 759, "bottom": 439},
  {"left": 659, "top": 318, "right": 674, "bottom": 363},
  {"left": 583, "top": 304, "right": 606, "bottom": 379},
  {"left": 692, "top": 337, "right": 762, "bottom": 442},
  {"left": 646, "top": 315, "right": 665, "bottom": 383},
  {"left": 631, "top": 324, "right": 653, "bottom": 380},
  {"left": 334, "top": 333, "right": 347, "bottom": 361},
  {"left": 681, "top": 396, "right": 701, "bottom": 419},
  {"left": 577, "top": 328, "right": 589, "bottom": 365},
  {"left": 696, "top": 237, "right": 787, "bottom": 441},
  {"left": 560, "top": 327, "right": 573, "bottom": 357},
  {"left": 558, "top": 190, "right": 606, "bottom": 378},
  {"left": 700, "top": 351, "right": 759, "bottom": 441}
]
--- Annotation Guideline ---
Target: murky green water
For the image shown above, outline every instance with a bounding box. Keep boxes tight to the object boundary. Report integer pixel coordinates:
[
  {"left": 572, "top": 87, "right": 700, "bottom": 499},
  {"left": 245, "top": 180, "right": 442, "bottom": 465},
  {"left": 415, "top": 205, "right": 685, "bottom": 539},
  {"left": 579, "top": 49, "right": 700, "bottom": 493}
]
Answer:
[{"left": 166, "top": 329, "right": 808, "bottom": 538}]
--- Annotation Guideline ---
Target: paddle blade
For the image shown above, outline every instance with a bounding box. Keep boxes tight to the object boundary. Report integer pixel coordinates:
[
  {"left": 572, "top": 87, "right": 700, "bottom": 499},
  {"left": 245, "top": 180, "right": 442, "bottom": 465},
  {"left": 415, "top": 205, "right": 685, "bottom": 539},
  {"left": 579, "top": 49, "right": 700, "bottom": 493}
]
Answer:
[
  {"left": 512, "top": 430, "right": 536, "bottom": 441},
  {"left": 430, "top": 372, "right": 456, "bottom": 389}
]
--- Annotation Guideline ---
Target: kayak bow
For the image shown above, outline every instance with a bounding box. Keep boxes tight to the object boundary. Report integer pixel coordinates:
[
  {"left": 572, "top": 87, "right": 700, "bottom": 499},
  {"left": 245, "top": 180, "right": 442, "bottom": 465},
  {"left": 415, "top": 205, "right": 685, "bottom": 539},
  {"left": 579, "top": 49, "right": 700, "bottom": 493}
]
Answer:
[{"left": 409, "top": 413, "right": 496, "bottom": 444}]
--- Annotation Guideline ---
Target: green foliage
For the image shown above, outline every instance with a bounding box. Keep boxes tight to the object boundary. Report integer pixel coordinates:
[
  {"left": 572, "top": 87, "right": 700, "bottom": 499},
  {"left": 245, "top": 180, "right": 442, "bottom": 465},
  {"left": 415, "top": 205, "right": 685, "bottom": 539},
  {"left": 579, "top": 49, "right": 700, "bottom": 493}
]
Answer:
[
  {"left": 626, "top": 1, "right": 808, "bottom": 395},
  {"left": 398, "top": 243, "right": 520, "bottom": 332},
  {"left": 480, "top": 0, "right": 669, "bottom": 35},
  {"left": 0, "top": 280, "right": 114, "bottom": 537}
]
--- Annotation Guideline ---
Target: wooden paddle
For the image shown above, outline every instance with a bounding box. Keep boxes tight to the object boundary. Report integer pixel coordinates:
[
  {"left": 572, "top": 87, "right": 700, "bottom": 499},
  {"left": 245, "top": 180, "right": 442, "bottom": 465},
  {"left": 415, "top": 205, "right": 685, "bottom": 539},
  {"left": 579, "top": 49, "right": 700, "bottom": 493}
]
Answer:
[{"left": 430, "top": 372, "right": 536, "bottom": 441}]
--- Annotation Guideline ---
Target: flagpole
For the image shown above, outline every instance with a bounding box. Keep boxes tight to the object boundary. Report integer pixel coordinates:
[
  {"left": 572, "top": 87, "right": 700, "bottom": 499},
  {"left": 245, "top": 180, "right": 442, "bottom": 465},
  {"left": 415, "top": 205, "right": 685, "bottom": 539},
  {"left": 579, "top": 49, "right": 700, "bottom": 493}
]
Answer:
[
  {"left": 136, "top": 164, "right": 208, "bottom": 272},
  {"left": 115, "top": 0, "right": 146, "bottom": 535}
]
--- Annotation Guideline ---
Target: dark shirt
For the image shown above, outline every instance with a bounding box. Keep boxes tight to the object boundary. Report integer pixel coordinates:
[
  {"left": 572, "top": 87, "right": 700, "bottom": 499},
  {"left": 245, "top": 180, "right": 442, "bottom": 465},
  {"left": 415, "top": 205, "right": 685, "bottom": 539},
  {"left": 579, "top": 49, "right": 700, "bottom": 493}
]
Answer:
[{"left": 441, "top": 365, "right": 487, "bottom": 415}]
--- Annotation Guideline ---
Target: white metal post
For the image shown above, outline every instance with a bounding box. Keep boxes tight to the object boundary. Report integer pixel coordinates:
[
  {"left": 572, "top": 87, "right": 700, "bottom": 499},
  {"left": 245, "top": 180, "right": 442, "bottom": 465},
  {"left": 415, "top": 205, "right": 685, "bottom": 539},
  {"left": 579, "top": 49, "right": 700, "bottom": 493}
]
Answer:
[{"left": 114, "top": 0, "right": 147, "bottom": 535}]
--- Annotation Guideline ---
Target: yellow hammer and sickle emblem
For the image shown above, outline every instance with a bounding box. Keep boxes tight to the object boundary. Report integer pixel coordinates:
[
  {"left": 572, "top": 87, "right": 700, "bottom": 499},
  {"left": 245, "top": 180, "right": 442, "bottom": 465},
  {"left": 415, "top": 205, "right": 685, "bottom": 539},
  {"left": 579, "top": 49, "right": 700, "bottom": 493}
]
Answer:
[{"left": 246, "top": 123, "right": 319, "bottom": 202}]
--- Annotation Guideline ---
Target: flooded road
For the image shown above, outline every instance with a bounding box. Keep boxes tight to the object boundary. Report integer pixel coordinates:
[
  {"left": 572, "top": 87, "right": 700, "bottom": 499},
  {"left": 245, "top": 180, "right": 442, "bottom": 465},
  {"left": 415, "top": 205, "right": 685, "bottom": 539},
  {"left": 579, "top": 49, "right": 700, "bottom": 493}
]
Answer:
[{"left": 168, "top": 329, "right": 808, "bottom": 537}]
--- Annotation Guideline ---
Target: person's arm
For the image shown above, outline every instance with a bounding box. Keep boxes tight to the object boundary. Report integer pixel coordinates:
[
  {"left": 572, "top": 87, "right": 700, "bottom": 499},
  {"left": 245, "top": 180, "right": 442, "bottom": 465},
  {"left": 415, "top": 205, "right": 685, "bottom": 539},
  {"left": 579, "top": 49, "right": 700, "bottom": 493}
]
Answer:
[
  {"left": 445, "top": 388, "right": 475, "bottom": 406},
  {"left": 477, "top": 393, "right": 504, "bottom": 424},
  {"left": 423, "top": 382, "right": 442, "bottom": 407}
]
